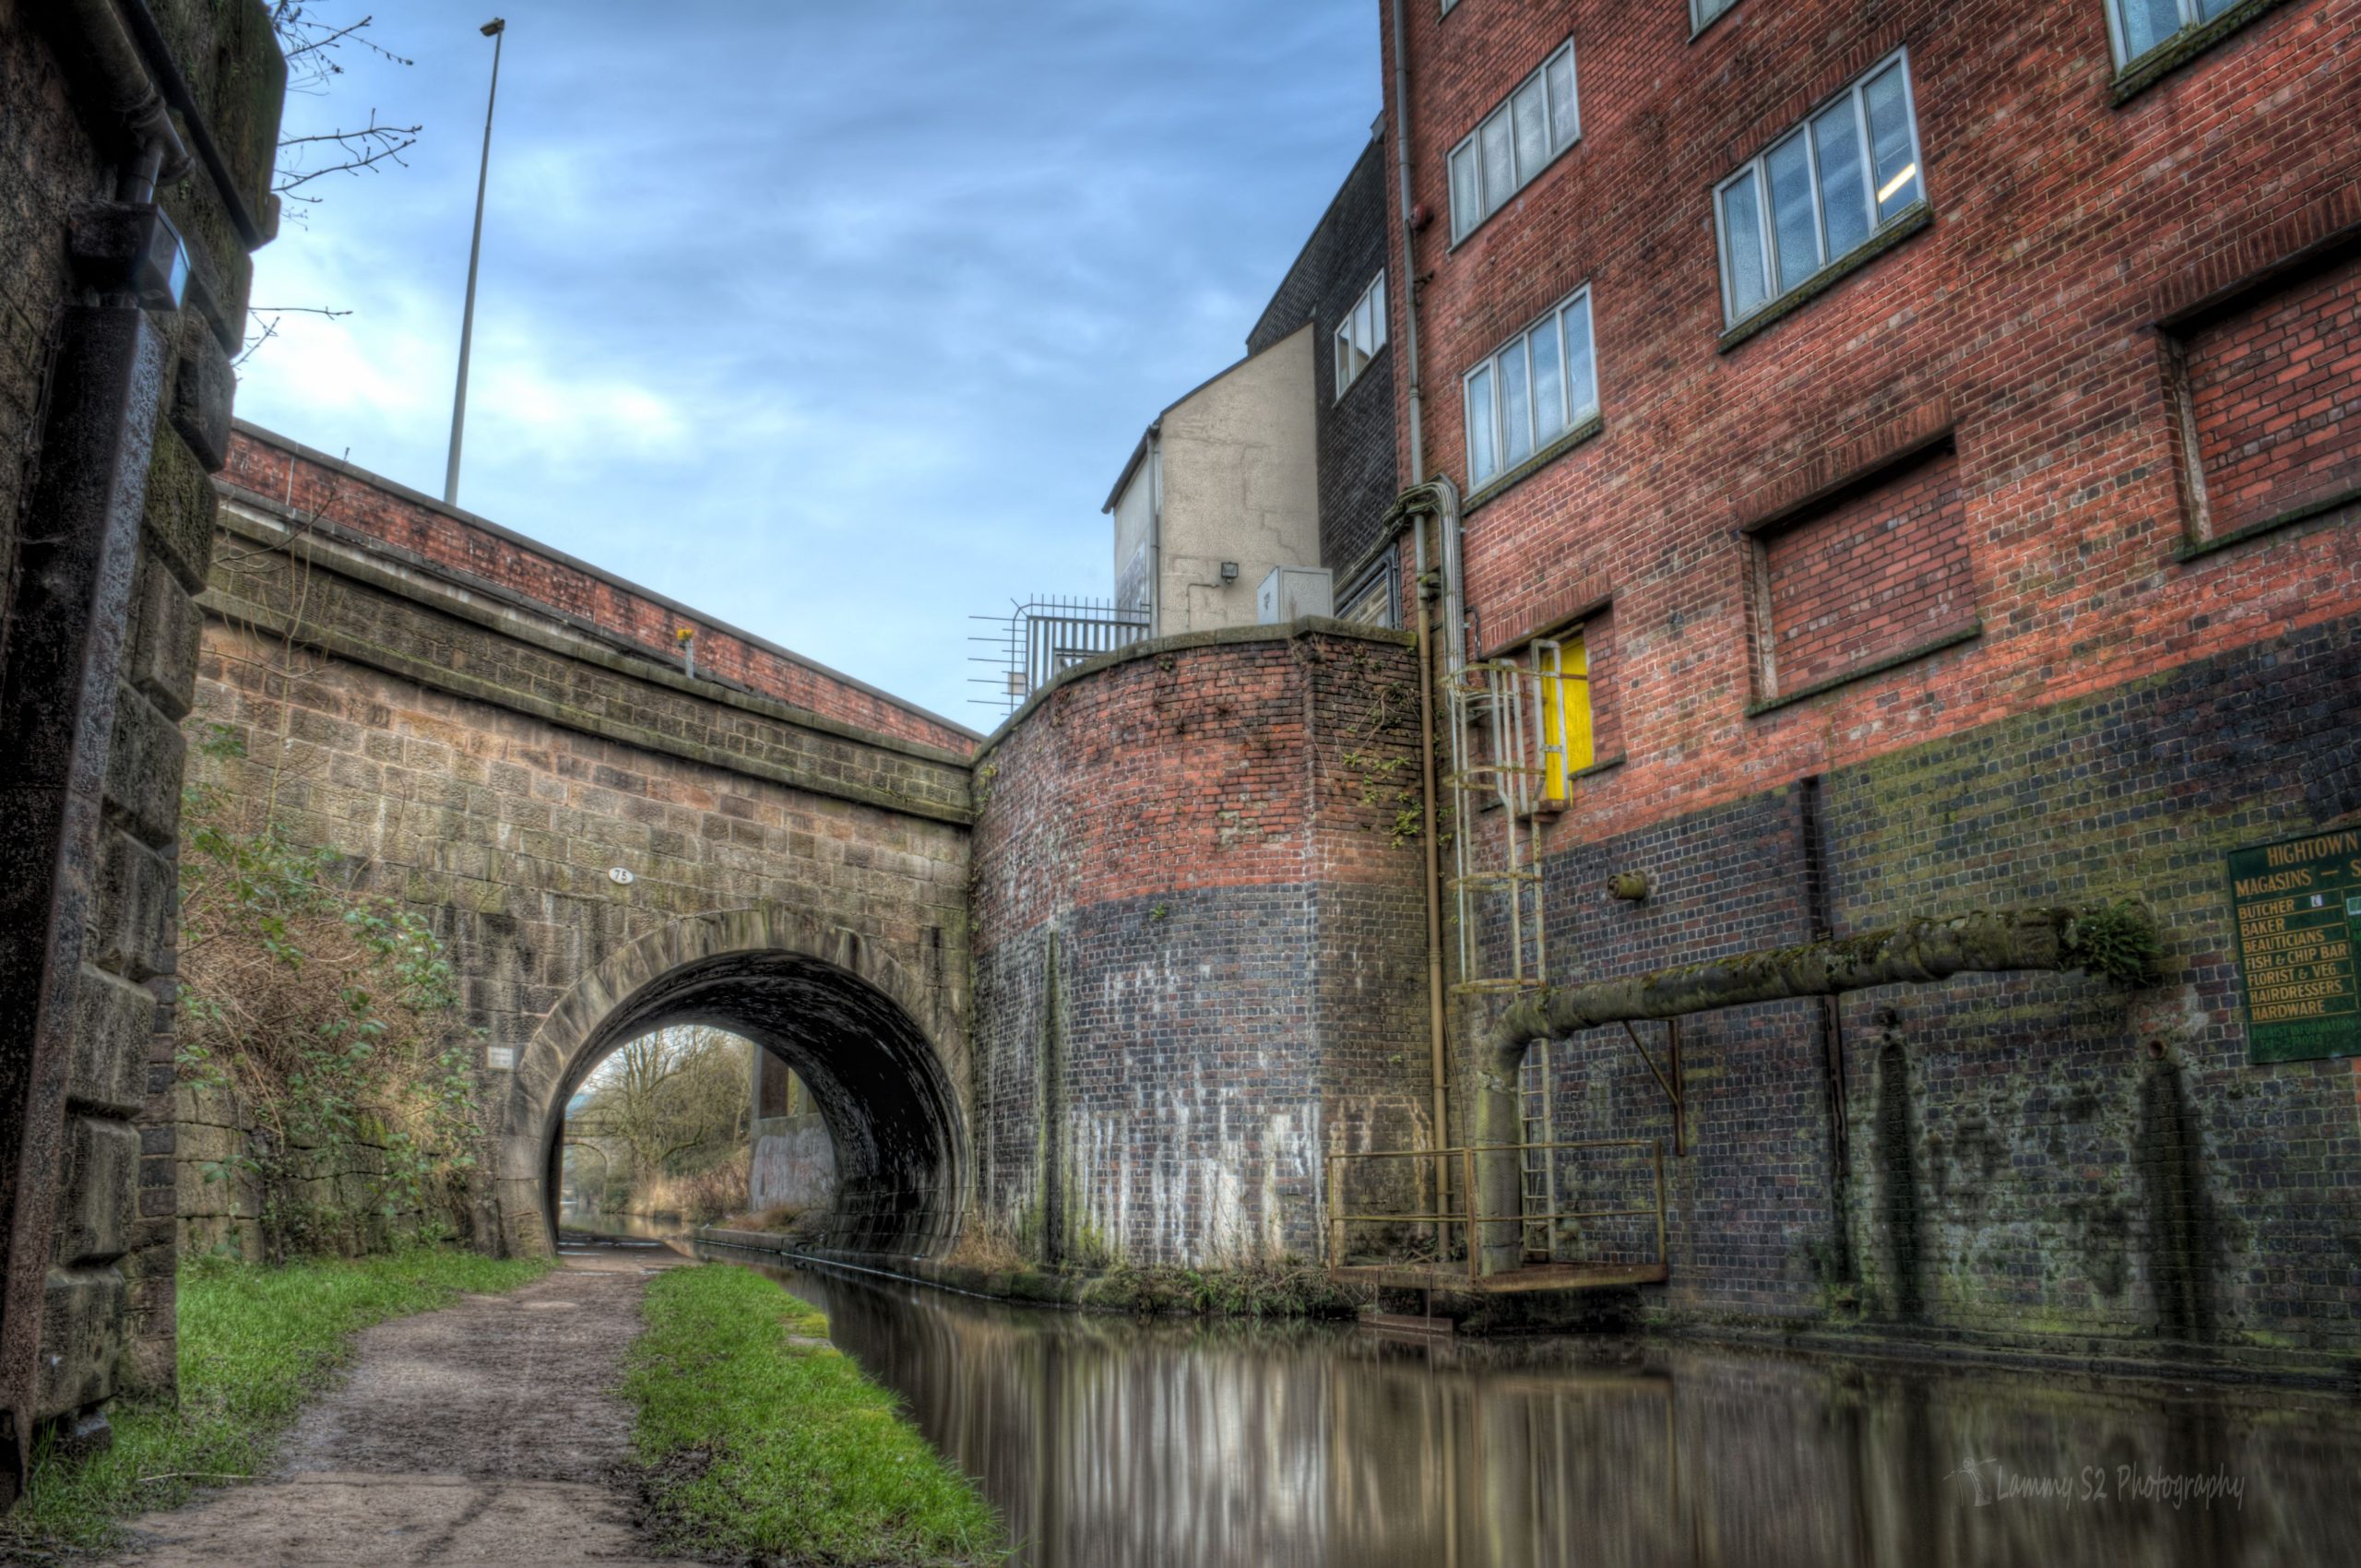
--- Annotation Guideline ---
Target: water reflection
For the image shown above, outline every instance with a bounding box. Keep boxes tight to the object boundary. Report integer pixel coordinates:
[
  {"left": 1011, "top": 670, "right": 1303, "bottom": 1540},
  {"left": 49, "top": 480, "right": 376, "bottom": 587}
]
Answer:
[
  {"left": 557, "top": 1205, "right": 688, "bottom": 1243},
  {"left": 733, "top": 1255, "right": 2361, "bottom": 1568}
]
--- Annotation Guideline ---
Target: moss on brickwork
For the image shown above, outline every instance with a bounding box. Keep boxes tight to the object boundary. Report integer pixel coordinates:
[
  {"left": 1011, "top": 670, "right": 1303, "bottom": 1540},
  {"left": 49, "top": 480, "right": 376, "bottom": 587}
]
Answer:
[{"left": 1518, "top": 617, "right": 2361, "bottom": 1358}]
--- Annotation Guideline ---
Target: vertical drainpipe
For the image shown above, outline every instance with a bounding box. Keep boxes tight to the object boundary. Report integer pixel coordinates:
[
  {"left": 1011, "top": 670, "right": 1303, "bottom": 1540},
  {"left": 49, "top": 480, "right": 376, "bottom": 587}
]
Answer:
[
  {"left": 1388, "top": 0, "right": 1458, "bottom": 1265},
  {"left": 1389, "top": 0, "right": 1424, "bottom": 487},
  {"left": 1147, "top": 432, "right": 1163, "bottom": 639}
]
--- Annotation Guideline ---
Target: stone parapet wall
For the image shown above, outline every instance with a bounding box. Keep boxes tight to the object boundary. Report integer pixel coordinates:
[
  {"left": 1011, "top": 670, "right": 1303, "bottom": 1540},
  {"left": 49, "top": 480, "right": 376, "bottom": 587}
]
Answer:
[
  {"left": 220, "top": 426, "right": 979, "bottom": 756},
  {"left": 969, "top": 622, "right": 1431, "bottom": 1266}
]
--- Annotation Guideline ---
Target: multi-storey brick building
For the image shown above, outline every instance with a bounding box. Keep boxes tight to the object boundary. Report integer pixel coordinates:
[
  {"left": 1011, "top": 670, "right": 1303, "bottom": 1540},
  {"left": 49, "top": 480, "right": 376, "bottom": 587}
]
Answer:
[{"left": 1349, "top": 0, "right": 2361, "bottom": 1356}]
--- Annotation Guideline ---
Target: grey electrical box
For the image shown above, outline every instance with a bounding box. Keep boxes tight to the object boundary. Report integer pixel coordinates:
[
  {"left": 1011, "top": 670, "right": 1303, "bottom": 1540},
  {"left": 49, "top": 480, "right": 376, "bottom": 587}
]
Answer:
[{"left": 1257, "top": 565, "right": 1334, "bottom": 625}]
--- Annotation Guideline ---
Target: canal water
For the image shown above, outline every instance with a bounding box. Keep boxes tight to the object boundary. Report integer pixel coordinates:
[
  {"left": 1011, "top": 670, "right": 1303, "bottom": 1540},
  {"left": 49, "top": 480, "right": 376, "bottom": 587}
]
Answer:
[{"left": 730, "top": 1255, "right": 2359, "bottom": 1568}]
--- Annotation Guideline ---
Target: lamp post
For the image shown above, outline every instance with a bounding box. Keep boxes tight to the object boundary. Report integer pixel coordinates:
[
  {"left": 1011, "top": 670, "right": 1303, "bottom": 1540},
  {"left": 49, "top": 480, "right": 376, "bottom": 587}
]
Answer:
[{"left": 444, "top": 18, "right": 506, "bottom": 507}]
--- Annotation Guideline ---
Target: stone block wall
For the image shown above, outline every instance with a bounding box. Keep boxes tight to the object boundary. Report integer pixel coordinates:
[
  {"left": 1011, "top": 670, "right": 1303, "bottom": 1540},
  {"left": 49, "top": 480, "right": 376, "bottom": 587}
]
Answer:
[
  {"left": 172, "top": 1086, "right": 452, "bottom": 1262},
  {"left": 0, "top": 0, "right": 283, "bottom": 1482},
  {"left": 750, "top": 1114, "right": 838, "bottom": 1216},
  {"left": 968, "top": 622, "right": 1431, "bottom": 1266}
]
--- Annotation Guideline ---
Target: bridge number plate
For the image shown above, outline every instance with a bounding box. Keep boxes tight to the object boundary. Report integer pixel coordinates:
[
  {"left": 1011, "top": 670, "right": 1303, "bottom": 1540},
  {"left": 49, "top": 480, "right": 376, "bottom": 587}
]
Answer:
[{"left": 2227, "top": 828, "right": 2361, "bottom": 1063}]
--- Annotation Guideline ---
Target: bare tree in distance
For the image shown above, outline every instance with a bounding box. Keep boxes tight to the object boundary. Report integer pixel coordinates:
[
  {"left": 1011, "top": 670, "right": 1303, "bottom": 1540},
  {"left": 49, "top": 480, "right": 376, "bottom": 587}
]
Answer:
[{"left": 241, "top": 4, "right": 424, "bottom": 366}]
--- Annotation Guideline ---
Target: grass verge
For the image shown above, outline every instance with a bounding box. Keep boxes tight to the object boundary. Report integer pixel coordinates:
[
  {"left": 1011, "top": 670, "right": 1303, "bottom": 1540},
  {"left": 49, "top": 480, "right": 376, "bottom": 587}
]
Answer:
[
  {"left": 3, "top": 1245, "right": 550, "bottom": 1557},
  {"left": 626, "top": 1263, "right": 1005, "bottom": 1566}
]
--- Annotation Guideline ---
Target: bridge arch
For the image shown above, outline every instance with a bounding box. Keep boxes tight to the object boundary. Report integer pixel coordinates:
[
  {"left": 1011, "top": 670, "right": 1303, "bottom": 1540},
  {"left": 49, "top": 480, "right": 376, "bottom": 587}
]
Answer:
[{"left": 495, "top": 907, "right": 966, "bottom": 1259}]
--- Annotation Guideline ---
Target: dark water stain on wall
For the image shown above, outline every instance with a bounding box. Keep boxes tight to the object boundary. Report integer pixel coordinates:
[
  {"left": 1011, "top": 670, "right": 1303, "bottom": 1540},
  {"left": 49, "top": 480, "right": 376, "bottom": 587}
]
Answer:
[
  {"left": 2134, "top": 1055, "right": 2216, "bottom": 1344},
  {"left": 1875, "top": 1019, "right": 1924, "bottom": 1322}
]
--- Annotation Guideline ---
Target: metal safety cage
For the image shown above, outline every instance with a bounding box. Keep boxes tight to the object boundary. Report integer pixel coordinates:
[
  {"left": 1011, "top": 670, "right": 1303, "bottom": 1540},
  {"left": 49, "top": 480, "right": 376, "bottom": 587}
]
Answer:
[{"left": 1445, "top": 655, "right": 1566, "bottom": 994}]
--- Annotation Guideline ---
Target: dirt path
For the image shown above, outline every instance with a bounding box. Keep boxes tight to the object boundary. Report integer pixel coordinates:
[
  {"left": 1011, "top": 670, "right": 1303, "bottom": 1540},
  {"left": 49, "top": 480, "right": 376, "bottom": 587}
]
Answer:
[{"left": 110, "top": 1239, "right": 697, "bottom": 1567}]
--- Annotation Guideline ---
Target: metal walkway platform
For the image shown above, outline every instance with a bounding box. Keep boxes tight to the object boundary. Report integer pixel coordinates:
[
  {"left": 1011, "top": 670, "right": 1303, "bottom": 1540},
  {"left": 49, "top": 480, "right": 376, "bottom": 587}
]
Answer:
[{"left": 1331, "top": 1261, "right": 1668, "bottom": 1295}]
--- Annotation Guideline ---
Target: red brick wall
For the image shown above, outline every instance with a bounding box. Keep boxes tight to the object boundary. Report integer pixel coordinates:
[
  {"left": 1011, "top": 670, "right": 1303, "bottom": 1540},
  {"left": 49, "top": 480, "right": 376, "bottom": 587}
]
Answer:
[
  {"left": 219, "top": 427, "right": 976, "bottom": 755},
  {"left": 1382, "top": 0, "right": 2361, "bottom": 842},
  {"left": 971, "top": 628, "right": 1421, "bottom": 948},
  {"left": 968, "top": 625, "right": 1430, "bottom": 1265},
  {"left": 1755, "top": 446, "right": 1975, "bottom": 698},
  {"left": 2182, "top": 246, "right": 2361, "bottom": 539}
]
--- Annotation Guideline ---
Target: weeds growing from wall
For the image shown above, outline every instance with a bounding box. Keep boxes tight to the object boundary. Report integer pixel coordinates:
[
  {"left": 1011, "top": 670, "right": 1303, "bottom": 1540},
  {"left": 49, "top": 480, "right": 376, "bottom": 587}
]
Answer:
[{"left": 176, "top": 728, "right": 482, "bottom": 1260}]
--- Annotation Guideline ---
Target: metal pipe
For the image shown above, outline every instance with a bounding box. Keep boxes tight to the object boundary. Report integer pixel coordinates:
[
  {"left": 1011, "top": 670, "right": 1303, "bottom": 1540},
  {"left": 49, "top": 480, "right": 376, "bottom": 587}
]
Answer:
[
  {"left": 1386, "top": 0, "right": 1425, "bottom": 483},
  {"left": 39, "top": 0, "right": 189, "bottom": 195},
  {"left": 113, "top": 0, "right": 267, "bottom": 245},
  {"left": 445, "top": 18, "right": 507, "bottom": 507},
  {"left": 1412, "top": 512, "right": 1450, "bottom": 1250}
]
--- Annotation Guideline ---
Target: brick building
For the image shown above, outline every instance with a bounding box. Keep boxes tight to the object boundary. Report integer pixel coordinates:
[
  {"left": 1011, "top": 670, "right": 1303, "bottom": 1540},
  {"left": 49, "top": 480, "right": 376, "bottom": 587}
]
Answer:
[
  {"left": 1248, "top": 134, "right": 1404, "bottom": 626},
  {"left": 1353, "top": 0, "right": 2361, "bottom": 1354}
]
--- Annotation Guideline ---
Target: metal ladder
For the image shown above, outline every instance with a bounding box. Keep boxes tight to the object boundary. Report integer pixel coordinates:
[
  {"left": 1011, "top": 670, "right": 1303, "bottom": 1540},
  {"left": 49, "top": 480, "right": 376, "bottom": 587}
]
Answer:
[
  {"left": 1445, "top": 658, "right": 1552, "bottom": 996},
  {"left": 1519, "top": 1039, "right": 1558, "bottom": 1262}
]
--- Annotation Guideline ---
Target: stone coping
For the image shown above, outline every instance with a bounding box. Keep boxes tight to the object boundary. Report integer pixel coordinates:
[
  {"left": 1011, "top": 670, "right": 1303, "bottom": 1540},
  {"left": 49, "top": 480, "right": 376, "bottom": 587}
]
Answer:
[
  {"left": 971, "top": 616, "right": 1417, "bottom": 768},
  {"left": 206, "top": 504, "right": 975, "bottom": 826},
  {"left": 228, "top": 422, "right": 981, "bottom": 747}
]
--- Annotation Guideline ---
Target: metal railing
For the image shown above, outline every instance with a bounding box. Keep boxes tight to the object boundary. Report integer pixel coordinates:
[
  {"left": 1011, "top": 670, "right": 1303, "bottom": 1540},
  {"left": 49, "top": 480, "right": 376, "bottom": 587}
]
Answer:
[
  {"left": 1324, "top": 1139, "right": 1667, "bottom": 1285},
  {"left": 968, "top": 595, "right": 1149, "bottom": 715}
]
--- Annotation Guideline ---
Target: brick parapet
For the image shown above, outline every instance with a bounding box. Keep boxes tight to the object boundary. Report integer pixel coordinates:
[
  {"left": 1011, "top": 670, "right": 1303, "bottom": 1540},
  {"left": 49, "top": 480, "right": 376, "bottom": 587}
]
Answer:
[{"left": 221, "top": 424, "right": 979, "bottom": 756}]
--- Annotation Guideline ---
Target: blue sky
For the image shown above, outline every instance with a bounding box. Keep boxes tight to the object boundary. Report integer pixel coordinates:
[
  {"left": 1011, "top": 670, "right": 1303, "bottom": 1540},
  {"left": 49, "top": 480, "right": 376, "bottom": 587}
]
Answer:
[{"left": 239, "top": 1, "right": 1382, "bottom": 730}]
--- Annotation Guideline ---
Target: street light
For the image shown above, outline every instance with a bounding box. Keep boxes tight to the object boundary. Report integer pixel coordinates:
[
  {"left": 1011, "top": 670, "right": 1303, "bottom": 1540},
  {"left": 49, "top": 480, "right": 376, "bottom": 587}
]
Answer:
[{"left": 445, "top": 18, "right": 506, "bottom": 507}]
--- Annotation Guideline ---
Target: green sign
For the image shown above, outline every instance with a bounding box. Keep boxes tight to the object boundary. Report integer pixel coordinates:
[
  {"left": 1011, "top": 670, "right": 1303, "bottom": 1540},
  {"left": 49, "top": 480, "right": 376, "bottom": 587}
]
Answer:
[{"left": 2227, "top": 828, "right": 2361, "bottom": 1063}]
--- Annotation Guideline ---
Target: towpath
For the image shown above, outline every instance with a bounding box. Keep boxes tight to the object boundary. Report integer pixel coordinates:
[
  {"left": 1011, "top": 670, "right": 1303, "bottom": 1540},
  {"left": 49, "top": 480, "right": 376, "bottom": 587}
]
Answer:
[{"left": 110, "top": 1237, "right": 693, "bottom": 1566}]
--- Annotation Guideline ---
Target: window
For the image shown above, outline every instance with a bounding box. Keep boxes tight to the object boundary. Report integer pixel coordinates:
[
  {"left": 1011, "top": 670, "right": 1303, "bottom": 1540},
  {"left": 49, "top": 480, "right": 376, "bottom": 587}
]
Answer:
[
  {"left": 1335, "top": 272, "right": 1387, "bottom": 398},
  {"left": 1691, "top": 0, "right": 1738, "bottom": 31},
  {"left": 1447, "top": 40, "right": 1580, "bottom": 243},
  {"left": 1338, "top": 558, "right": 1399, "bottom": 629},
  {"left": 2106, "top": 0, "right": 2243, "bottom": 67},
  {"left": 1714, "top": 52, "right": 1924, "bottom": 328},
  {"left": 1529, "top": 635, "right": 1593, "bottom": 801},
  {"left": 1463, "top": 287, "right": 1598, "bottom": 491}
]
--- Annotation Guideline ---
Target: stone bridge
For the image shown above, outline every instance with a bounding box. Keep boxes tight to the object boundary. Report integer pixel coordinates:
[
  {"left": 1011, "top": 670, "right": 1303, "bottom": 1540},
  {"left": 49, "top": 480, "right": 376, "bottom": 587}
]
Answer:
[
  {"left": 191, "top": 424, "right": 1433, "bottom": 1283},
  {"left": 196, "top": 428, "right": 983, "bottom": 1260}
]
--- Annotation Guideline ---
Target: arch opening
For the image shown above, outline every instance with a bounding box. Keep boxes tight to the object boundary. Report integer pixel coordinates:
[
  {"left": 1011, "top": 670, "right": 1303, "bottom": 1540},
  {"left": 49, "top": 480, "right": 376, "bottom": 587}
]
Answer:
[{"left": 510, "top": 939, "right": 963, "bottom": 1260}]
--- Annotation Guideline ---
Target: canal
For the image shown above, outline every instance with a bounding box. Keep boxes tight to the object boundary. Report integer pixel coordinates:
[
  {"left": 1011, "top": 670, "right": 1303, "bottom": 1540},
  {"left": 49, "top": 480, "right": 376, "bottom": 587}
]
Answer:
[{"left": 716, "top": 1252, "right": 2357, "bottom": 1568}]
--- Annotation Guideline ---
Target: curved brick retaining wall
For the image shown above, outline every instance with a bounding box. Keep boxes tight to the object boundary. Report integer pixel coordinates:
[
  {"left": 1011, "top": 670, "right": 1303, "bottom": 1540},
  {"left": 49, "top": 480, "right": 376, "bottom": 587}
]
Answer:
[{"left": 968, "top": 621, "right": 1431, "bottom": 1267}]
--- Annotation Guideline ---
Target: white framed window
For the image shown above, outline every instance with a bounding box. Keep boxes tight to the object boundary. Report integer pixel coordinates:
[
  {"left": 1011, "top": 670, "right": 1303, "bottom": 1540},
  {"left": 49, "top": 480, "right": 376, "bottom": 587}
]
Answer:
[
  {"left": 1713, "top": 50, "right": 1925, "bottom": 329},
  {"left": 1335, "top": 271, "right": 1387, "bottom": 398},
  {"left": 1446, "top": 40, "right": 1580, "bottom": 244},
  {"left": 1462, "top": 286, "right": 1597, "bottom": 490},
  {"left": 1691, "top": 0, "right": 1738, "bottom": 32},
  {"left": 2106, "top": 0, "right": 2242, "bottom": 66}
]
